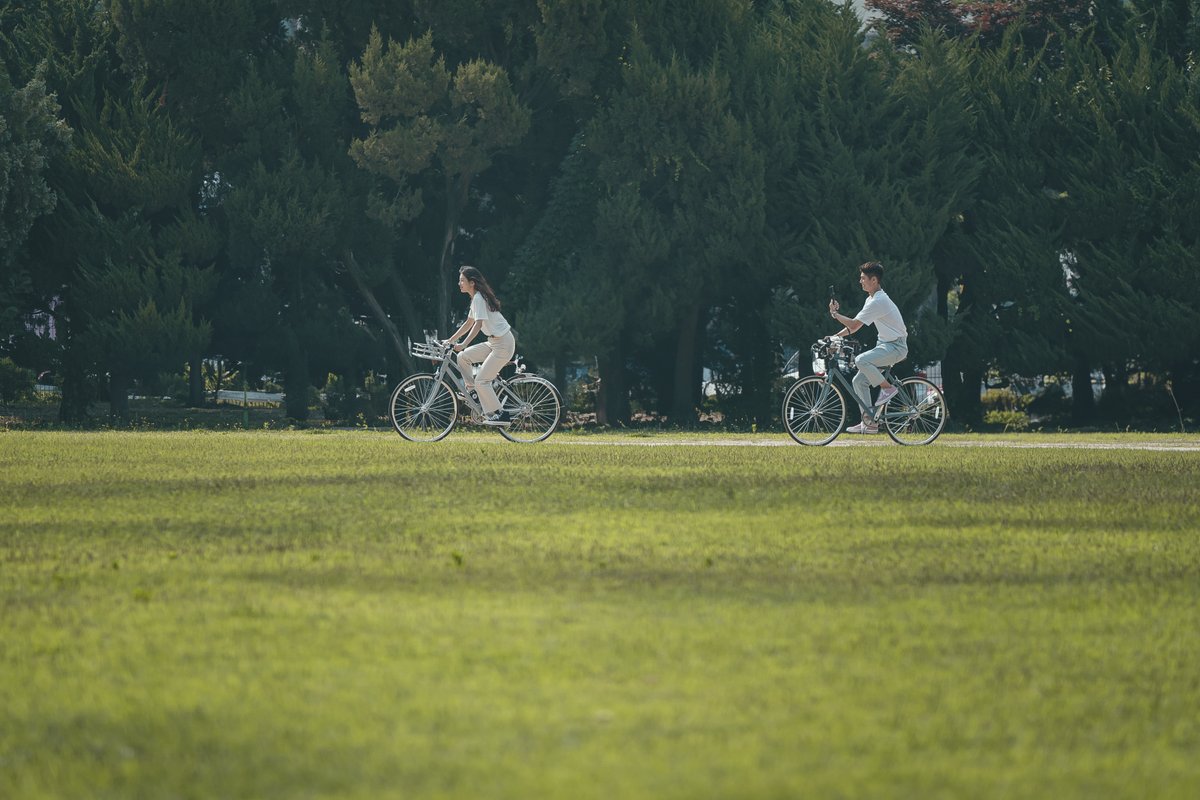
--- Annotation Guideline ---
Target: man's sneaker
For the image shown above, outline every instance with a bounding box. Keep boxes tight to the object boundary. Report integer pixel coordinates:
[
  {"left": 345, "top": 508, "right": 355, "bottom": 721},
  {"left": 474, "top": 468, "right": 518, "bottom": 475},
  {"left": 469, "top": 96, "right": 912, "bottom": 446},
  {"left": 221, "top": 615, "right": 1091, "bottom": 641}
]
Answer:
[
  {"left": 482, "top": 410, "right": 513, "bottom": 427},
  {"left": 846, "top": 422, "right": 879, "bottom": 434},
  {"left": 875, "top": 386, "right": 899, "bottom": 408}
]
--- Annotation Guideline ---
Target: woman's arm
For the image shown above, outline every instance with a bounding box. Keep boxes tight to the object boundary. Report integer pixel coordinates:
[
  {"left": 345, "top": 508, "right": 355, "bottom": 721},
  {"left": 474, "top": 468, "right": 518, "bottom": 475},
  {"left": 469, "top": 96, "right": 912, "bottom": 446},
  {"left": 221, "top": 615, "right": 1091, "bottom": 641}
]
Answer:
[
  {"left": 453, "top": 319, "right": 484, "bottom": 351},
  {"left": 445, "top": 317, "right": 473, "bottom": 346}
]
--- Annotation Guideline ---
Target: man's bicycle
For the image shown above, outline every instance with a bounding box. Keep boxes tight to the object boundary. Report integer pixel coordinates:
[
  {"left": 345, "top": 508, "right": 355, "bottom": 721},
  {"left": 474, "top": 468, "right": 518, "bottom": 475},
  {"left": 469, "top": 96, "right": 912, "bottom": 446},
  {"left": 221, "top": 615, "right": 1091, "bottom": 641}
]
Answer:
[
  {"left": 781, "top": 337, "right": 948, "bottom": 446},
  {"left": 389, "top": 335, "right": 562, "bottom": 443}
]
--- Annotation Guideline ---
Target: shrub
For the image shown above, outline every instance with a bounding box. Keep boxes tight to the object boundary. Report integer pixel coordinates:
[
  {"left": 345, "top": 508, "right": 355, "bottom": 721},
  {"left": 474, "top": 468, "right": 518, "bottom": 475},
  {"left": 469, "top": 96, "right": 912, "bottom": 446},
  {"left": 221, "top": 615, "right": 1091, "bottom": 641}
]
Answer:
[
  {"left": 984, "top": 409, "right": 1031, "bottom": 431},
  {"left": 0, "top": 358, "right": 36, "bottom": 404}
]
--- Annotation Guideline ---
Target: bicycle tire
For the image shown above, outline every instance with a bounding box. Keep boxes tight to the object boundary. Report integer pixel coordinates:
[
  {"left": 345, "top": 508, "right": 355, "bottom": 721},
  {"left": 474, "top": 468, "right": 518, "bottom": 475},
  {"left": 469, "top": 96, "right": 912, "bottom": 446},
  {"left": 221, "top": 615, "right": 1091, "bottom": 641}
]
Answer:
[
  {"left": 782, "top": 376, "right": 846, "bottom": 446},
  {"left": 880, "top": 377, "right": 947, "bottom": 446},
  {"left": 389, "top": 374, "right": 458, "bottom": 442},
  {"left": 498, "top": 375, "right": 562, "bottom": 443}
]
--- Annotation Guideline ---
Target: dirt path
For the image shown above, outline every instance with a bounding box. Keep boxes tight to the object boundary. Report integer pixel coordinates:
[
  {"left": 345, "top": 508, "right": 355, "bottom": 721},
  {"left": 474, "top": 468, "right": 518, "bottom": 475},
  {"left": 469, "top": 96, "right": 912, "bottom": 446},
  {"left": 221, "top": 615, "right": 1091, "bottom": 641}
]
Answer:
[{"left": 549, "top": 437, "right": 1200, "bottom": 452}]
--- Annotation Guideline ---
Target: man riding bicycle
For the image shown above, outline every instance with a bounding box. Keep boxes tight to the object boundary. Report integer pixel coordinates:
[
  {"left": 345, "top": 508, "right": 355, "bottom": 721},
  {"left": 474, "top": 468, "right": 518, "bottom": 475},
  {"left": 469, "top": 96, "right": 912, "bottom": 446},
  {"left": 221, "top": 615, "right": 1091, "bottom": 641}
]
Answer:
[{"left": 827, "top": 261, "right": 908, "bottom": 434}]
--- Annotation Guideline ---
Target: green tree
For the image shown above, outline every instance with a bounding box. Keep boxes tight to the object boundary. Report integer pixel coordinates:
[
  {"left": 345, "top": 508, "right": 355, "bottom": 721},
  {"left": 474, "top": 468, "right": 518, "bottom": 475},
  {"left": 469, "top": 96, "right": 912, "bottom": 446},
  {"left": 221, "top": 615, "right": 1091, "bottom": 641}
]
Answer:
[
  {"left": 0, "top": 66, "right": 70, "bottom": 337},
  {"left": 348, "top": 28, "right": 531, "bottom": 335},
  {"left": 6, "top": 2, "right": 217, "bottom": 421},
  {"left": 939, "top": 28, "right": 1066, "bottom": 425},
  {"left": 586, "top": 28, "right": 766, "bottom": 423},
  {"left": 772, "top": 22, "right": 977, "bottom": 410},
  {"left": 1053, "top": 25, "right": 1200, "bottom": 423},
  {"left": 215, "top": 35, "right": 377, "bottom": 420},
  {"left": 56, "top": 84, "right": 215, "bottom": 418}
]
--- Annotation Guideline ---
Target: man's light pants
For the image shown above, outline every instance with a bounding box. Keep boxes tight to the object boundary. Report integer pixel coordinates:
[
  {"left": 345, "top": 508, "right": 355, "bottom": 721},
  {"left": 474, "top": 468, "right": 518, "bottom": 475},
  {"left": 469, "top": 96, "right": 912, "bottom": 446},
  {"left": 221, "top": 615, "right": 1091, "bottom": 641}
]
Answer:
[
  {"left": 852, "top": 338, "right": 908, "bottom": 415},
  {"left": 458, "top": 331, "right": 516, "bottom": 414}
]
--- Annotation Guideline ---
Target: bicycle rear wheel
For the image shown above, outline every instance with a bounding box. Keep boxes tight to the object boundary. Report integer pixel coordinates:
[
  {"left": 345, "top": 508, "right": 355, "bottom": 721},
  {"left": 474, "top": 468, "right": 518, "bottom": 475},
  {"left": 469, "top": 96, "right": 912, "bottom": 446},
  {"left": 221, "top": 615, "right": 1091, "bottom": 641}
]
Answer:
[
  {"left": 498, "top": 375, "right": 562, "bottom": 443},
  {"left": 881, "top": 377, "right": 947, "bottom": 445},
  {"left": 389, "top": 374, "right": 457, "bottom": 442},
  {"left": 782, "top": 376, "right": 846, "bottom": 446}
]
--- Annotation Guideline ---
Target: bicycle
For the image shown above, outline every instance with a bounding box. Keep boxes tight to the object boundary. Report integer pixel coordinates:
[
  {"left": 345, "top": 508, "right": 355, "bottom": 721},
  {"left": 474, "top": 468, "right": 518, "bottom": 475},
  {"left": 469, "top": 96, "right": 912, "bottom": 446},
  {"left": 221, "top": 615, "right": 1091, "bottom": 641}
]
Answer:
[
  {"left": 781, "top": 336, "right": 948, "bottom": 446},
  {"left": 389, "top": 334, "right": 562, "bottom": 443}
]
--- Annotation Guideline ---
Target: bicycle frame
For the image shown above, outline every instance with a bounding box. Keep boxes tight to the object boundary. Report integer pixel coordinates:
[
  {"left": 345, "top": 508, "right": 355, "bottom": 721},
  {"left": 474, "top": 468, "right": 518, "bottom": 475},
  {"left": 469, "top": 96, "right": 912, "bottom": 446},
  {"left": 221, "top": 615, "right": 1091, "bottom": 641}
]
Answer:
[
  {"left": 422, "top": 344, "right": 517, "bottom": 419},
  {"left": 818, "top": 366, "right": 901, "bottom": 420}
]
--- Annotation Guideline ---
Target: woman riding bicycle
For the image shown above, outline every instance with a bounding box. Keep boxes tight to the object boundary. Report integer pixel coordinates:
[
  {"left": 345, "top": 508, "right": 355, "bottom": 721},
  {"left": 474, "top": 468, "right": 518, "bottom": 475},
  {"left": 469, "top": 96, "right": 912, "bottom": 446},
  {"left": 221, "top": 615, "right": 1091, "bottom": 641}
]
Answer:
[
  {"left": 827, "top": 261, "right": 908, "bottom": 434},
  {"left": 444, "top": 265, "right": 516, "bottom": 427}
]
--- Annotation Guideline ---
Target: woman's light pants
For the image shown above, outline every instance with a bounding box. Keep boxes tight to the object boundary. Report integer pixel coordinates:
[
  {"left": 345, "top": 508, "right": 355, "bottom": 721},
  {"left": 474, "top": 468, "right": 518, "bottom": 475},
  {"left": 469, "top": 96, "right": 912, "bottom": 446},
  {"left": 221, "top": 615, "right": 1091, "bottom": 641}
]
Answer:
[
  {"left": 852, "top": 339, "right": 908, "bottom": 414},
  {"left": 458, "top": 331, "right": 516, "bottom": 415}
]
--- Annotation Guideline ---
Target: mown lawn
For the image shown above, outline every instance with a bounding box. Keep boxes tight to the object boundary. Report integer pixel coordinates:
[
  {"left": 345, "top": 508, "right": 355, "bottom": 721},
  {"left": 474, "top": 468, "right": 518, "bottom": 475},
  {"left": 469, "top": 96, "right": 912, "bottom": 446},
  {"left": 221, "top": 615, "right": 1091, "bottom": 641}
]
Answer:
[{"left": 2, "top": 431, "right": 1198, "bottom": 799}]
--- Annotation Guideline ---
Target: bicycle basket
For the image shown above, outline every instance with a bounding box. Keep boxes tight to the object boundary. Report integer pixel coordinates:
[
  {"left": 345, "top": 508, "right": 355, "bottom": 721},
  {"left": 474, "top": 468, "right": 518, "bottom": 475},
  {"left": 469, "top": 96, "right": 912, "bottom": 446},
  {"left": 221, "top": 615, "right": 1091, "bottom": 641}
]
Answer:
[
  {"left": 814, "top": 338, "right": 861, "bottom": 374},
  {"left": 411, "top": 340, "right": 451, "bottom": 362}
]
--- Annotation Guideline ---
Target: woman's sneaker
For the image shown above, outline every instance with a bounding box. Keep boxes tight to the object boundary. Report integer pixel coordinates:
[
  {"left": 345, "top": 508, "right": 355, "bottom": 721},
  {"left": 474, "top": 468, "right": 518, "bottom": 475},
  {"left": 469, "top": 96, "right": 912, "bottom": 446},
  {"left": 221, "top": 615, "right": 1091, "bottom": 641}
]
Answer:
[
  {"left": 846, "top": 422, "right": 879, "bottom": 434},
  {"left": 482, "top": 410, "right": 513, "bottom": 426}
]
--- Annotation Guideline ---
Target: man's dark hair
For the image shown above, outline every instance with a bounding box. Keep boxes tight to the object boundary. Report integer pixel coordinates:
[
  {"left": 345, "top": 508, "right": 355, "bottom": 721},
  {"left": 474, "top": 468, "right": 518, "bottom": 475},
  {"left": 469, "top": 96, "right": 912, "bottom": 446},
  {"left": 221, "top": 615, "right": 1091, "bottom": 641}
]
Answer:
[{"left": 860, "top": 261, "right": 884, "bottom": 283}]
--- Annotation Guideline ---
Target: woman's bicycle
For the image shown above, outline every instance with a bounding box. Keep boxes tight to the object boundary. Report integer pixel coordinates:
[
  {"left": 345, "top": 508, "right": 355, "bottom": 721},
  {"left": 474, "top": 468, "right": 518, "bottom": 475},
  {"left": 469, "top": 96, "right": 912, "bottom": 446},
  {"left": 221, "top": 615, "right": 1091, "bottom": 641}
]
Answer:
[
  {"left": 781, "top": 337, "right": 948, "bottom": 446},
  {"left": 389, "top": 335, "right": 562, "bottom": 443}
]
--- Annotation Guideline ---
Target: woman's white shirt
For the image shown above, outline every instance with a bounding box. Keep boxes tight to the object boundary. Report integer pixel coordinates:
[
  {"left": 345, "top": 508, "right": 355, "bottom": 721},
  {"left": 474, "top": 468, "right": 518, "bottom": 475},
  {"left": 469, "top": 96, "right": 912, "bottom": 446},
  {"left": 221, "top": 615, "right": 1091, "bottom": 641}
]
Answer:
[{"left": 470, "top": 292, "right": 511, "bottom": 337}]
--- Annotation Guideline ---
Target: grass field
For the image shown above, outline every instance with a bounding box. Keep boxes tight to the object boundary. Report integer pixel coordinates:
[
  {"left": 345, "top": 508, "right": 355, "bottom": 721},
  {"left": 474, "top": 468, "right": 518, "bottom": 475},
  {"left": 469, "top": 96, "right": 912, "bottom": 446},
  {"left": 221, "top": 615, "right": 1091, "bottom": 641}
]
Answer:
[{"left": 2, "top": 431, "right": 1199, "bottom": 799}]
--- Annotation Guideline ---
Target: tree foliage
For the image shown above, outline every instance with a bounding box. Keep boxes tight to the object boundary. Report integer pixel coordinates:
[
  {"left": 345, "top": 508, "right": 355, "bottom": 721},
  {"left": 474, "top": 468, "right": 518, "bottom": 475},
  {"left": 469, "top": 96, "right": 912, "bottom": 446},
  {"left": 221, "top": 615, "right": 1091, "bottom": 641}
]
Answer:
[{"left": 0, "top": 0, "right": 1195, "bottom": 427}]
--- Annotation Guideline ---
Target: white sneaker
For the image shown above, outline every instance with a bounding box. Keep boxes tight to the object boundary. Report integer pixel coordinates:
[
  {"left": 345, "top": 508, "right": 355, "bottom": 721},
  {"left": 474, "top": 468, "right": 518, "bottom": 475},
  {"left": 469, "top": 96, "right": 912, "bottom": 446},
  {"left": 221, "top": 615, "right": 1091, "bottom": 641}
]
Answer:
[
  {"left": 846, "top": 422, "right": 879, "bottom": 434},
  {"left": 876, "top": 386, "right": 899, "bottom": 407}
]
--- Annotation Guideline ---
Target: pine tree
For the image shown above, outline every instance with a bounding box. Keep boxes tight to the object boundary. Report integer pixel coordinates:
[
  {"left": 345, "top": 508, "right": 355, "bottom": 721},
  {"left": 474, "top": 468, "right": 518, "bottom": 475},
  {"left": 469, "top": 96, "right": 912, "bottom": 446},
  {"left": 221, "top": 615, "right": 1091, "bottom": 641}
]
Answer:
[
  {"left": 7, "top": 2, "right": 218, "bottom": 421},
  {"left": 585, "top": 23, "right": 767, "bottom": 423},
  {"left": 939, "top": 28, "right": 1067, "bottom": 425},
  {"left": 1053, "top": 24, "right": 1200, "bottom": 423},
  {"left": 0, "top": 66, "right": 71, "bottom": 338},
  {"left": 774, "top": 21, "right": 978, "bottom": 404},
  {"left": 348, "top": 27, "right": 532, "bottom": 335}
]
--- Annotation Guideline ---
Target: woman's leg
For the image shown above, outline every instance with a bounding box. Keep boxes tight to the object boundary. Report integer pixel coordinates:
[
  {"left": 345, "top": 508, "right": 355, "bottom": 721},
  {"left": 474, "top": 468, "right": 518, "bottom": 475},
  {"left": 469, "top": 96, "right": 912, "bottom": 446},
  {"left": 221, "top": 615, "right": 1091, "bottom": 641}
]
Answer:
[
  {"left": 457, "top": 343, "right": 491, "bottom": 391},
  {"left": 474, "top": 333, "right": 515, "bottom": 414}
]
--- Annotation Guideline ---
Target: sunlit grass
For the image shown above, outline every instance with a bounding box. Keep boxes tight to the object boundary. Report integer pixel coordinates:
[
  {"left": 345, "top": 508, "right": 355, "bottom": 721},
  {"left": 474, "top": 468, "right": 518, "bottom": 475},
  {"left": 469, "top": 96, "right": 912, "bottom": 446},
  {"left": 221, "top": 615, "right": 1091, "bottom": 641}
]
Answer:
[{"left": 2, "top": 431, "right": 1198, "bottom": 798}]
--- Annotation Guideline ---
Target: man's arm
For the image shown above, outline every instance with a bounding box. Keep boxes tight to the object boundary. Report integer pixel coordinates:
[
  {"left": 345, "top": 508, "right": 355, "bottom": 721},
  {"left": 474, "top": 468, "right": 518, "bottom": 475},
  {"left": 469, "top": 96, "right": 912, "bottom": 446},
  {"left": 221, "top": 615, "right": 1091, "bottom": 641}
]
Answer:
[{"left": 828, "top": 299, "right": 863, "bottom": 336}]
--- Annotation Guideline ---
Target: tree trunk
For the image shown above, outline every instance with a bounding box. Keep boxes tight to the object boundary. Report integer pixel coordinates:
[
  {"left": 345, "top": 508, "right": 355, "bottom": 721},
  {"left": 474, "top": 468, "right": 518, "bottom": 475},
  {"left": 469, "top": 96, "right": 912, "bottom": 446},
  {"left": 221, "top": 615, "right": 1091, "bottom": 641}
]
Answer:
[
  {"left": 284, "top": 338, "right": 309, "bottom": 421},
  {"left": 553, "top": 356, "right": 567, "bottom": 408},
  {"left": 669, "top": 303, "right": 702, "bottom": 425},
  {"left": 1071, "top": 355, "right": 1095, "bottom": 426},
  {"left": 344, "top": 251, "right": 417, "bottom": 375},
  {"left": 737, "top": 302, "right": 774, "bottom": 428},
  {"left": 596, "top": 349, "right": 629, "bottom": 426},
  {"left": 188, "top": 353, "right": 205, "bottom": 407},
  {"left": 941, "top": 272, "right": 980, "bottom": 427},
  {"left": 108, "top": 368, "right": 130, "bottom": 421},
  {"left": 57, "top": 339, "right": 91, "bottom": 425},
  {"left": 1099, "top": 361, "right": 1128, "bottom": 423},
  {"left": 438, "top": 175, "right": 472, "bottom": 335}
]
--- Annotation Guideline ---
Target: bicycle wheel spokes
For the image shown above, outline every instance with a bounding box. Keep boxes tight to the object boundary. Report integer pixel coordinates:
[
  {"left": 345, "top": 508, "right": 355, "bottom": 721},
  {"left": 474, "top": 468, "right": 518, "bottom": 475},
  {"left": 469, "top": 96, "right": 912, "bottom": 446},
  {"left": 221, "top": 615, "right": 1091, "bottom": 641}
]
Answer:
[
  {"left": 390, "top": 375, "right": 457, "bottom": 442},
  {"left": 499, "top": 376, "right": 561, "bottom": 443},
  {"left": 783, "top": 376, "right": 845, "bottom": 446},
  {"left": 882, "top": 378, "right": 947, "bottom": 446}
]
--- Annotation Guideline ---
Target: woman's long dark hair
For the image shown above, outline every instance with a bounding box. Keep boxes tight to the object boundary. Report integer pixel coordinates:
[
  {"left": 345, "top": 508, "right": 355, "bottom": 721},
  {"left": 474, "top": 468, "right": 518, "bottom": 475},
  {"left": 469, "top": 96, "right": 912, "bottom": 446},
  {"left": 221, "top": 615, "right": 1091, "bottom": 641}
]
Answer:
[{"left": 460, "top": 265, "right": 501, "bottom": 312}]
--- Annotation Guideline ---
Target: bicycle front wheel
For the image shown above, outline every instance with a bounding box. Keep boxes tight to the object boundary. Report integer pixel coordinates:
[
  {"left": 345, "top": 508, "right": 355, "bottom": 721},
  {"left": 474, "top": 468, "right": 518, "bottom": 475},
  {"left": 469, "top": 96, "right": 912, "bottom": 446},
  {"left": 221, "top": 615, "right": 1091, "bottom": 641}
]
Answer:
[
  {"left": 389, "top": 374, "right": 458, "bottom": 442},
  {"left": 881, "top": 377, "right": 947, "bottom": 446},
  {"left": 782, "top": 376, "right": 846, "bottom": 446},
  {"left": 498, "top": 375, "right": 562, "bottom": 443}
]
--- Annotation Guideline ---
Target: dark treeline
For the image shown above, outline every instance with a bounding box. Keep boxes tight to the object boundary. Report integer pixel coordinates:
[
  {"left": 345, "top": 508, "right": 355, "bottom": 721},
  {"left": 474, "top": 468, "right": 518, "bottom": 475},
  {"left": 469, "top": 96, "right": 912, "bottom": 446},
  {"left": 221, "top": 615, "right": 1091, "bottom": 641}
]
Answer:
[{"left": 1, "top": 0, "right": 1197, "bottom": 427}]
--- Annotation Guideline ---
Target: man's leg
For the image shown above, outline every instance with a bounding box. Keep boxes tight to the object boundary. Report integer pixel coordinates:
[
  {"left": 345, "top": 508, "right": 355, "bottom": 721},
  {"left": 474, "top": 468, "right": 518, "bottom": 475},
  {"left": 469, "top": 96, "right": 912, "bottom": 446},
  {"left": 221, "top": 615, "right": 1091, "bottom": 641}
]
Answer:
[
  {"left": 854, "top": 343, "right": 907, "bottom": 422},
  {"left": 851, "top": 369, "right": 876, "bottom": 421}
]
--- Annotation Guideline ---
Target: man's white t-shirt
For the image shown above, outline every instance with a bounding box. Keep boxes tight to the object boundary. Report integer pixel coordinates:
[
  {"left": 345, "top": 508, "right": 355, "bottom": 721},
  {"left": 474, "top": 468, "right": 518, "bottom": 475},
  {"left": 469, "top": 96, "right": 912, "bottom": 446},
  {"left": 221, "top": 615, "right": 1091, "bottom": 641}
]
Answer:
[
  {"left": 470, "top": 292, "right": 511, "bottom": 337},
  {"left": 854, "top": 289, "right": 907, "bottom": 342}
]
